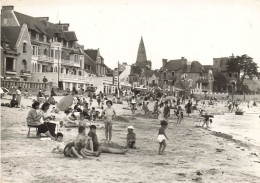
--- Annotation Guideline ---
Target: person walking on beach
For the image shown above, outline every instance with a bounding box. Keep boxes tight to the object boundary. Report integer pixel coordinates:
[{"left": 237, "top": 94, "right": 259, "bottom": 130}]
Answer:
[
  {"left": 158, "top": 120, "right": 169, "bottom": 155},
  {"left": 163, "top": 101, "right": 170, "bottom": 122},
  {"left": 130, "top": 96, "right": 137, "bottom": 119},
  {"left": 102, "top": 100, "right": 116, "bottom": 144},
  {"left": 185, "top": 100, "right": 192, "bottom": 116}
]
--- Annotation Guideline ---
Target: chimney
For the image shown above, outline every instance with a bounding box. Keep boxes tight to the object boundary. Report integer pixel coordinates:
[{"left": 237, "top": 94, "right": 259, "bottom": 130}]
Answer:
[
  {"left": 56, "top": 23, "right": 70, "bottom": 31},
  {"left": 2, "top": 6, "right": 14, "bottom": 10},
  {"left": 181, "top": 57, "right": 185, "bottom": 60},
  {"left": 162, "top": 59, "right": 167, "bottom": 67},
  {"left": 36, "top": 17, "right": 49, "bottom": 23}
]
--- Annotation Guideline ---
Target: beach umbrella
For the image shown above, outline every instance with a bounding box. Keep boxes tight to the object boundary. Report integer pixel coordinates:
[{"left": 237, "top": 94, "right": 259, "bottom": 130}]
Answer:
[
  {"left": 0, "top": 87, "right": 9, "bottom": 94},
  {"left": 57, "top": 94, "right": 74, "bottom": 111},
  {"left": 1, "top": 87, "right": 9, "bottom": 93}
]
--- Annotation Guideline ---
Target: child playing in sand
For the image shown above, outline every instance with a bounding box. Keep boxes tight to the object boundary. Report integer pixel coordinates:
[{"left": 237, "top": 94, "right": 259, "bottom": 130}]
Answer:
[
  {"left": 90, "top": 107, "right": 97, "bottom": 121},
  {"left": 158, "top": 120, "right": 169, "bottom": 155},
  {"left": 127, "top": 126, "right": 136, "bottom": 149},
  {"left": 52, "top": 132, "right": 65, "bottom": 153},
  {"left": 102, "top": 100, "right": 116, "bottom": 143},
  {"left": 63, "top": 110, "right": 79, "bottom": 127},
  {"left": 78, "top": 113, "right": 87, "bottom": 127}
]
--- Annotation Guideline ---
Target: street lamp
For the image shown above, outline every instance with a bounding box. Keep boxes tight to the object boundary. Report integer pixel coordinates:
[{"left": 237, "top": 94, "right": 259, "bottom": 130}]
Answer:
[{"left": 181, "top": 73, "right": 187, "bottom": 104}]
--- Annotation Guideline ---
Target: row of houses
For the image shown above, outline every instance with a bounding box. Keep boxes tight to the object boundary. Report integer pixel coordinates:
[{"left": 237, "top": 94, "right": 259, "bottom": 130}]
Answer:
[
  {"left": 1, "top": 6, "right": 109, "bottom": 91},
  {"left": 114, "top": 38, "right": 260, "bottom": 95}
]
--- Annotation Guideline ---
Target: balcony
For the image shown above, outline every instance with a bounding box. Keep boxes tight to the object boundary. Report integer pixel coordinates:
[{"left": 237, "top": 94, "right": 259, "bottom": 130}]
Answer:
[
  {"left": 59, "top": 73, "right": 93, "bottom": 83},
  {"left": 37, "top": 55, "right": 54, "bottom": 63},
  {"left": 61, "top": 59, "right": 80, "bottom": 67},
  {"left": 5, "top": 70, "right": 17, "bottom": 75},
  {"left": 20, "top": 70, "right": 31, "bottom": 77}
]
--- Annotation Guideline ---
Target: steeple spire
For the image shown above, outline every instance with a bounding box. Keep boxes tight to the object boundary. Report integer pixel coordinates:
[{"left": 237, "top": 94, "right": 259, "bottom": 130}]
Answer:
[{"left": 136, "top": 36, "right": 147, "bottom": 64}]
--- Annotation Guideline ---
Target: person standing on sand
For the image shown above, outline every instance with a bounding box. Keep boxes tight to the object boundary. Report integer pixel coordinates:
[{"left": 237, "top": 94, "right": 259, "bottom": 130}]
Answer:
[
  {"left": 102, "top": 100, "right": 116, "bottom": 144},
  {"left": 158, "top": 120, "right": 169, "bottom": 155},
  {"left": 186, "top": 100, "right": 192, "bottom": 116},
  {"left": 163, "top": 101, "right": 170, "bottom": 122},
  {"left": 16, "top": 86, "right": 22, "bottom": 109}
]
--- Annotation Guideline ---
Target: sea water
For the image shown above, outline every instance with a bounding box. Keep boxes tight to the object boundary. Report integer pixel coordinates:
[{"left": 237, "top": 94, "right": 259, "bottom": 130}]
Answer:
[{"left": 211, "top": 105, "right": 260, "bottom": 148}]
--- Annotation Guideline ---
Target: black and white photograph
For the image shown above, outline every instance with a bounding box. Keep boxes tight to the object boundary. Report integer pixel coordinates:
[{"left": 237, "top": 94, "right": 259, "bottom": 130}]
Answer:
[{"left": 1, "top": 0, "right": 260, "bottom": 182}]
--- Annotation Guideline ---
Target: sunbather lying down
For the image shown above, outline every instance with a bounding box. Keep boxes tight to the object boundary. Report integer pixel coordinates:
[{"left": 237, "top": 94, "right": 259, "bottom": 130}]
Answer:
[
  {"left": 64, "top": 141, "right": 127, "bottom": 158},
  {"left": 98, "top": 141, "right": 128, "bottom": 154}
]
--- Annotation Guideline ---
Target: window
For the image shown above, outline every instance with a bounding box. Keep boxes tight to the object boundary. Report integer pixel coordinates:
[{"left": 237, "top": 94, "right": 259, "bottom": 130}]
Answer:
[
  {"left": 229, "top": 73, "right": 232, "bottom": 77},
  {"left": 163, "top": 72, "right": 166, "bottom": 77},
  {"left": 51, "top": 50, "right": 54, "bottom": 58},
  {"left": 23, "top": 43, "right": 27, "bottom": 53},
  {"left": 32, "top": 46, "right": 36, "bottom": 55},
  {"left": 55, "top": 50, "right": 59, "bottom": 59},
  {"left": 43, "top": 35, "right": 47, "bottom": 42},
  {"left": 6, "top": 57, "right": 14, "bottom": 71},
  {"left": 44, "top": 49, "right": 47, "bottom": 55},
  {"left": 172, "top": 71, "right": 175, "bottom": 76},
  {"left": 21, "top": 60, "right": 27, "bottom": 70},
  {"left": 61, "top": 68, "right": 63, "bottom": 73},
  {"left": 36, "top": 33, "right": 39, "bottom": 40}
]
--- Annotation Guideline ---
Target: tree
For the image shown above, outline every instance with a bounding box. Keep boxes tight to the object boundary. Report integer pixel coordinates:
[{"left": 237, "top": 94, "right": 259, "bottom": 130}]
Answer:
[
  {"left": 213, "top": 72, "right": 227, "bottom": 92},
  {"left": 227, "top": 54, "right": 260, "bottom": 92}
]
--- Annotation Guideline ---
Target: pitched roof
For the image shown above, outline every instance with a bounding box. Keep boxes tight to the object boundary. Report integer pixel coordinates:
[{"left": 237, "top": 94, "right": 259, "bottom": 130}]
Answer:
[
  {"left": 84, "top": 49, "right": 98, "bottom": 61},
  {"left": 14, "top": 11, "right": 61, "bottom": 36},
  {"left": 1, "top": 26, "right": 22, "bottom": 50},
  {"left": 190, "top": 61, "right": 202, "bottom": 73},
  {"left": 14, "top": 11, "right": 78, "bottom": 42},
  {"left": 84, "top": 53, "right": 96, "bottom": 66},
  {"left": 64, "top": 31, "right": 78, "bottom": 41},
  {"left": 163, "top": 59, "right": 187, "bottom": 71}
]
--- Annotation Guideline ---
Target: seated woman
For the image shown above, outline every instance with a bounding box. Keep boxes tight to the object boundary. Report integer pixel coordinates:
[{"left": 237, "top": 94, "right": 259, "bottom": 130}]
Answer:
[
  {"left": 47, "top": 94, "right": 56, "bottom": 105},
  {"left": 38, "top": 102, "right": 58, "bottom": 138},
  {"left": 26, "top": 101, "right": 56, "bottom": 140}
]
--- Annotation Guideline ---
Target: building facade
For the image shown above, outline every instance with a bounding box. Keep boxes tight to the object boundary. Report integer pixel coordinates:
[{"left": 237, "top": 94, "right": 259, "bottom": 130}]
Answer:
[
  {"left": 1, "top": 5, "right": 95, "bottom": 90},
  {"left": 84, "top": 49, "right": 107, "bottom": 76},
  {"left": 1, "top": 24, "right": 32, "bottom": 80},
  {"left": 159, "top": 58, "right": 214, "bottom": 94}
]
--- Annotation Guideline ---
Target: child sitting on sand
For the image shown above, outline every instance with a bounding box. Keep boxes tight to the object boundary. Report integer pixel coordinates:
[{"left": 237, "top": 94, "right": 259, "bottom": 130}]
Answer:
[
  {"left": 158, "top": 120, "right": 169, "bottom": 155},
  {"left": 52, "top": 132, "right": 65, "bottom": 153},
  {"left": 87, "top": 125, "right": 100, "bottom": 152},
  {"left": 127, "top": 126, "right": 136, "bottom": 149}
]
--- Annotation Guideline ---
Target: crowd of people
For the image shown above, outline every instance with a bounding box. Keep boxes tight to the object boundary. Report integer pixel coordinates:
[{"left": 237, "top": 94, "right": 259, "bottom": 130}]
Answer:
[{"left": 4, "top": 85, "right": 257, "bottom": 158}]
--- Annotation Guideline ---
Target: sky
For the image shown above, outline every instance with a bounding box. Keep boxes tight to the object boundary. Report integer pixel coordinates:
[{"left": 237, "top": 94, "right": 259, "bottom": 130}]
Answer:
[{"left": 2, "top": 0, "right": 260, "bottom": 70}]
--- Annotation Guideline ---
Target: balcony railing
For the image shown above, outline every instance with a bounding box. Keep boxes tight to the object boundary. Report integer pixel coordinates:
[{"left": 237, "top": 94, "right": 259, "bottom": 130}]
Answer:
[
  {"left": 37, "top": 55, "right": 54, "bottom": 63},
  {"left": 5, "top": 70, "right": 17, "bottom": 75},
  {"left": 20, "top": 70, "right": 31, "bottom": 77},
  {"left": 59, "top": 74, "right": 93, "bottom": 83},
  {"left": 61, "top": 59, "right": 80, "bottom": 67}
]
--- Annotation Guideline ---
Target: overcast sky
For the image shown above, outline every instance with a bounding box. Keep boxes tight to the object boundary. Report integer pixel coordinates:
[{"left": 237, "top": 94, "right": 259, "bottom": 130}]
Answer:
[{"left": 2, "top": 0, "right": 260, "bottom": 70}]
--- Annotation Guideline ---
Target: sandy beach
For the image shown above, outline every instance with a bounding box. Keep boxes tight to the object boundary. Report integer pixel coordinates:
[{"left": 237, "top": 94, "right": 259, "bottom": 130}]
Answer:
[{"left": 1, "top": 96, "right": 260, "bottom": 183}]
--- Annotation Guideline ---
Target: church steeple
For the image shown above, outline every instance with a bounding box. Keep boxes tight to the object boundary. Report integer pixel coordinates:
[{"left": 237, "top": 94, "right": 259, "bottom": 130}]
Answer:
[{"left": 136, "top": 36, "right": 147, "bottom": 64}]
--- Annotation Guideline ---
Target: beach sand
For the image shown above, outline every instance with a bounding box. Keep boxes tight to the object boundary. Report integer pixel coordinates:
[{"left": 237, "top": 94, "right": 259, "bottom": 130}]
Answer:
[{"left": 1, "top": 96, "right": 260, "bottom": 183}]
